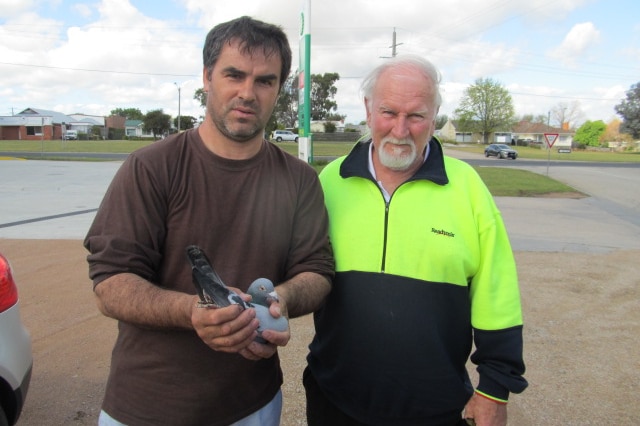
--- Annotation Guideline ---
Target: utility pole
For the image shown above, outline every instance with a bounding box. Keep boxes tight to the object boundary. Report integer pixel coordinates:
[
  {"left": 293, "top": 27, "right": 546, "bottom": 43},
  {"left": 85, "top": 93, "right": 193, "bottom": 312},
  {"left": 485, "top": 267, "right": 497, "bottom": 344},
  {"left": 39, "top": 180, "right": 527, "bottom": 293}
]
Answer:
[
  {"left": 381, "top": 27, "right": 403, "bottom": 58},
  {"left": 174, "top": 82, "right": 181, "bottom": 132}
]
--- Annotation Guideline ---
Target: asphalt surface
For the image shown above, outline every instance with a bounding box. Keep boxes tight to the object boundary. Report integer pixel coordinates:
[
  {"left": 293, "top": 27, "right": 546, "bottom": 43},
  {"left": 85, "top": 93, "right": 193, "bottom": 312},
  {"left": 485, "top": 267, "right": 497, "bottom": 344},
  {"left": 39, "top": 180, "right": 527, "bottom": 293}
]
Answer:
[{"left": 1, "top": 148, "right": 639, "bottom": 252}]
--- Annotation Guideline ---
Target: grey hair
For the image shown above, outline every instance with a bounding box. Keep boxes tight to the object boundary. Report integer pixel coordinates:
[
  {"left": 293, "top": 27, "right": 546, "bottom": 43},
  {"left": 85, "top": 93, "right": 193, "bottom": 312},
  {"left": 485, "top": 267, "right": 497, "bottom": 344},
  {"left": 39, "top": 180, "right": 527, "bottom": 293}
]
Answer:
[{"left": 360, "top": 54, "right": 442, "bottom": 111}]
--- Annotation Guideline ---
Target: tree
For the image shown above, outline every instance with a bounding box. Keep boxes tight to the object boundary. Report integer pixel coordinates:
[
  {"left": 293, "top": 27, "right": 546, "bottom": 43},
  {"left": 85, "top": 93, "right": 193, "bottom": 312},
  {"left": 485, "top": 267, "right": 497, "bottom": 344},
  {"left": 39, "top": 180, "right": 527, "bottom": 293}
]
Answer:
[
  {"left": 599, "top": 118, "right": 633, "bottom": 145},
  {"left": 110, "top": 107, "right": 144, "bottom": 120},
  {"left": 550, "top": 101, "right": 584, "bottom": 129},
  {"left": 454, "top": 78, "right": 515, "bottom": 144},
  {"left": 143, "top": 109, "right": 171, "bottom": 139},
  {"left": 614, "top": 82, "right": 640, "bottom": 139},
  {"left": 273, "top": 75, "right": 299, "bottom": 130},
  {"left": 310, "top": 73, "right": 340, "bottom": 121},
  {"left": 519, "top": 114, "right": 547, "bottom": 124},
  {"left": 573, "top": 120, "right": 606, "bottom": 147},
  {"left": 435, "top": 114, "right": 449, "bottom": 130},
  {"left": 194, "top": 88, "right": 207, "bottom": 109},
  {"left": 173, "top": 115, "right": 197, "bottom": 131}
]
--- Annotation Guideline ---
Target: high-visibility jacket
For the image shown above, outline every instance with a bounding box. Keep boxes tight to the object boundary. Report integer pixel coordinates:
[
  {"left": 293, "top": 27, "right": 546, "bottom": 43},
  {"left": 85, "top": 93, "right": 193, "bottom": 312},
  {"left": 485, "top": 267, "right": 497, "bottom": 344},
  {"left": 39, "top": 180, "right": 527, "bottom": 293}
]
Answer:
[{"left": 308, "top": 138, "right": 527, "bottom": 425}]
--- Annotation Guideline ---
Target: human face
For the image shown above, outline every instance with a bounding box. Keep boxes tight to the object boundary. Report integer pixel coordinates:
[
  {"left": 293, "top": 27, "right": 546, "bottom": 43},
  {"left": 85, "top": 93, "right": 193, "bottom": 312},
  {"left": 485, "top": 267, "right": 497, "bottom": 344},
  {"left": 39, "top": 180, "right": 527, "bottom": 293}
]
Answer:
[
  {"left": 203, "top": 40, "right": 281, "bottom": 143},
  {"left": 365, "top": 66, "right": 437, "bottom": 172}
]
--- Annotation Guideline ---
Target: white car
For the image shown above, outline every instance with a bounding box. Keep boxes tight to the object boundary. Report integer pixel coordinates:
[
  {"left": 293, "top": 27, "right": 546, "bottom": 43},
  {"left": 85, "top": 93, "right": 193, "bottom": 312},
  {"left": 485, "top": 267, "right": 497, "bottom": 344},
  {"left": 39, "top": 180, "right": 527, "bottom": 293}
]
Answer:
[
  {"left": 63, "top": 130, "right": 78, "bottom": 140},
  {"left": 0, "top": 253, "right": 32, "bottom": 426},
  {"left": 271, "top": 130, "right": 298, "bottom": 143}
]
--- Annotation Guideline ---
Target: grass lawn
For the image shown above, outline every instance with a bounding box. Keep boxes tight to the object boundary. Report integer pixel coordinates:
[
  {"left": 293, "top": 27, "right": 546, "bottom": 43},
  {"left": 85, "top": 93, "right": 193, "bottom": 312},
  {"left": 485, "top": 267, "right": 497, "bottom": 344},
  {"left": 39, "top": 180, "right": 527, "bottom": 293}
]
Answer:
[{"left": 2, "top": 139, "right": 625, "bottom": 197}]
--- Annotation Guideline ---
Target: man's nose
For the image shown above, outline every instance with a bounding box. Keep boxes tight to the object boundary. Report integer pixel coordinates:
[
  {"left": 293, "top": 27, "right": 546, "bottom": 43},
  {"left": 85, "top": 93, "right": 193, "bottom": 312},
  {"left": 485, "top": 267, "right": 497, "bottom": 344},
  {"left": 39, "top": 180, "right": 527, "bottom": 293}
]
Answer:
[
  {"left": 238, "top": 80, "right": 256, "bottom": 101},
  {"left": 391, "top": 115, "right": 410, "bottom": 139}
]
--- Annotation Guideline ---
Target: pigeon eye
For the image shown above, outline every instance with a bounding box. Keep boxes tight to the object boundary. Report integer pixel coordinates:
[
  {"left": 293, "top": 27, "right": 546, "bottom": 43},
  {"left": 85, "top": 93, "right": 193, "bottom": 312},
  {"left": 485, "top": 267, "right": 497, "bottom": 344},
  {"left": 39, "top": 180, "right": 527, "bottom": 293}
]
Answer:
[{"left": 259, "top": 285, "right": 266, "bottom": 291}]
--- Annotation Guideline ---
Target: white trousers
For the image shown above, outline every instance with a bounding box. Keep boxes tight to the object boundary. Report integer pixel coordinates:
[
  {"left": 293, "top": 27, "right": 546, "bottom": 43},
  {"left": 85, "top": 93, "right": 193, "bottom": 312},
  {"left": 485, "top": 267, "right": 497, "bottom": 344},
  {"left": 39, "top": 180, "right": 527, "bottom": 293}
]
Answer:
[{"left": 98, "top": 389, "right": 283, "bottom": 426}]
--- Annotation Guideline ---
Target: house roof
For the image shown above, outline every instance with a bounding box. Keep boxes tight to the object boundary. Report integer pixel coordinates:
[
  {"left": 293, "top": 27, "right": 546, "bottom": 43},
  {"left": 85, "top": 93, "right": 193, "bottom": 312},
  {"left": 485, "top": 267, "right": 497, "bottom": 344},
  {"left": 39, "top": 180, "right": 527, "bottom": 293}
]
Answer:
[
  {"left": 125, "top": 119, "right": 143, "bottom": 127},
  {"left": 16, "top": 108, "right": 75, "bottom": 125}
]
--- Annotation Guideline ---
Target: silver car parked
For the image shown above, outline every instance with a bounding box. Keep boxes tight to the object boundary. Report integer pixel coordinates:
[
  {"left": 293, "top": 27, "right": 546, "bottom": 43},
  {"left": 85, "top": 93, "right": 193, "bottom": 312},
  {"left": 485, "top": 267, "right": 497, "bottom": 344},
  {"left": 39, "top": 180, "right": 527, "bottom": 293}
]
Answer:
[{"left": 0, "top": 252, "right": 32, "bottom": 426}]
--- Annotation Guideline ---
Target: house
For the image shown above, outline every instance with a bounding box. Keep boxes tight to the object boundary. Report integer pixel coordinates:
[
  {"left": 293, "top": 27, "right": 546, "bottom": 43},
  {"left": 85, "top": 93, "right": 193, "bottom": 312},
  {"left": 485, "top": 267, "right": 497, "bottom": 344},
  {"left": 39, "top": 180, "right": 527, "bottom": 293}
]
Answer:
[
  {"left": 310, "top": 120, "right": 345, "bottom": 133},
  {"left": 0, "top": 108, "right": 74, "bottom": 140},
  {"left": 436, "top": 119, "right": 489, "bottom": 143},
  {"left": 437, "top": 119, "right": 574, "bottom": 147},
  {"left": 511, "top": 121, "right": 573, "bottom": 147},
  {"left": 0, "top": 108, "right": 128, "bottom": 140},
  {"left": 125, "top": 119, "right": 154, "bottom": 138},
  {"left": 68, "top": 113, "right": 106, "bottom": 138}
]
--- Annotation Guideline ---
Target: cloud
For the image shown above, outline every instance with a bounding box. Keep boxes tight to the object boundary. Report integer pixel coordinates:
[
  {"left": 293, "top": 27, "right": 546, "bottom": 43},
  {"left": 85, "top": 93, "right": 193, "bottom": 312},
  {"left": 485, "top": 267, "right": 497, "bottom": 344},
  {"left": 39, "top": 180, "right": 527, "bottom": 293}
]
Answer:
[
  {"left": 0, "top": 0, "right": 632, "bottom": 123},
  {"left": 548, "top": 22, "right": 601, "bottom": 67},
  {"left": 0, "top": 0, "right": 36, "bottom": 19}
]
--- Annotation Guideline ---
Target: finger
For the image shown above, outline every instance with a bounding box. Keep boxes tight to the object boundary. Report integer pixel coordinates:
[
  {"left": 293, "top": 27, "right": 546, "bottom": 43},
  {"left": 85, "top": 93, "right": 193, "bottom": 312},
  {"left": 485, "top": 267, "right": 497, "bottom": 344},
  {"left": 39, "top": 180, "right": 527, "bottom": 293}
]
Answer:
[
  {"left": 239, "top": 347, "right": 262, "bottom": 361},
  {"left": 243, "top": 341, "right": 278, "bottom": 359},
  {"left": 196, "top": 308, "right": 259, "bottom": 351},
  {"left": 228, "top": 286, "right": 252, "bottom": 303},
  {"left": 259, "top": 328, "right": 290, "bottom": 347}
]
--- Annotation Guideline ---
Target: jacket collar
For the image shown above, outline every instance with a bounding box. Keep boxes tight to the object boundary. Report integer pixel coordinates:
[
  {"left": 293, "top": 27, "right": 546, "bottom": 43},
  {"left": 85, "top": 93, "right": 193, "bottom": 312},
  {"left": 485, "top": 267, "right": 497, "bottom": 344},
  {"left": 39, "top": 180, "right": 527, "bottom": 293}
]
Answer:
[{"left": 339, "top": 137, "right": 449, "bottom": 186}]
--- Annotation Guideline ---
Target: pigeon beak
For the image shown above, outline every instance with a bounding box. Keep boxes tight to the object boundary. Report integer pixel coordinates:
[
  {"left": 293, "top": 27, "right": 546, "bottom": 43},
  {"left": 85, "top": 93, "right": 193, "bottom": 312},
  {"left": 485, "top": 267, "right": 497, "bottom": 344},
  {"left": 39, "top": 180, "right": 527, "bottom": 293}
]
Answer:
[{"left": 267, "top": 290, "right": 279, "bottom": 304}]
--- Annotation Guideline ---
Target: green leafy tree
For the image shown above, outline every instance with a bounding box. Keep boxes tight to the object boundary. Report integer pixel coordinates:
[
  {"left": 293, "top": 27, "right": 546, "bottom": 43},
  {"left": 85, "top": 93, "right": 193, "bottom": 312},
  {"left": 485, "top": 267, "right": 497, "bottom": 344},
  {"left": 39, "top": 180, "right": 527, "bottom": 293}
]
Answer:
[
  {"left": 454, "top": 78, "right": 515, "bottom": 144},
  {"left": 310, "top": 73, "right": 340, "bottom": 121},
  {"left": 173, "top": 115, "right": 197, "bottom": 131},
  {"left": 574, "top": 120, "right": 606, "bottom": 147},
  {"left": 143, "top": 109, "right": 171, "bottom": 139},
  {"left": 324, "top": 122, "right": 337, "bottom": 133},
  {"left": 273, "top": 75, "right": 299, "bottom": 130},
  {"left": 110, "top": 107, "right": 144, "bottom": 120},
  {"left": 435, "top": 114, "right": 449, "bottom": 129},
  {"left": 194, "top": 88, "right": 207, "bottom": 108},
  {"left": 614, "top": 82, "right": 640, "bottom": 138}
]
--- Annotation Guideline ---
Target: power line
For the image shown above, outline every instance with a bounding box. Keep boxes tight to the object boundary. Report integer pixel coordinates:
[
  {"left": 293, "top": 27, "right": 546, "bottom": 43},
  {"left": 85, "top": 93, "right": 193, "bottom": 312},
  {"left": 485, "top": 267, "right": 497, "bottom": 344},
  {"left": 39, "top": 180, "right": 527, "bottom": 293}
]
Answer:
[{"left": 0, "top": 61, "right": 197, "bottom": 77}]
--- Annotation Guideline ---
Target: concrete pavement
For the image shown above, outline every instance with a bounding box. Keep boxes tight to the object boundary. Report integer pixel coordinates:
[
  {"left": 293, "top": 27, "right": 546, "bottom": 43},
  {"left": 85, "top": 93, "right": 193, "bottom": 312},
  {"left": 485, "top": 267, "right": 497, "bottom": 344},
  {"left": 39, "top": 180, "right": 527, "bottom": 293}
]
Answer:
[{"left": 1, "top": 154, "right": 639, "bottom": 253}]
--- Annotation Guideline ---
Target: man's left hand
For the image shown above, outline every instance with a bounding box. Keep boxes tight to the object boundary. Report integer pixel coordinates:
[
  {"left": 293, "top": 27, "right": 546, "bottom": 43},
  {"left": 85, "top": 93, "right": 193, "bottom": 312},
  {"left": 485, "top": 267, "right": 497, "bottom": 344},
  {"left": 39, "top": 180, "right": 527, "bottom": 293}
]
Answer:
[{"left": 463, "top": 393, "right": 507, "bottom": 426}]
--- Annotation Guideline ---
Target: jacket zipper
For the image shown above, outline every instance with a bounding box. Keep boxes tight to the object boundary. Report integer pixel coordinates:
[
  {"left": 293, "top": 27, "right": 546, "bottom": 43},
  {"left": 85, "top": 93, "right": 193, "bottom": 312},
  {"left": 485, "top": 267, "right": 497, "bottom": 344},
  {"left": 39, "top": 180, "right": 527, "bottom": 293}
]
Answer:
[{"left": 381, "top": 200, "right": 390, "bottom": 273}]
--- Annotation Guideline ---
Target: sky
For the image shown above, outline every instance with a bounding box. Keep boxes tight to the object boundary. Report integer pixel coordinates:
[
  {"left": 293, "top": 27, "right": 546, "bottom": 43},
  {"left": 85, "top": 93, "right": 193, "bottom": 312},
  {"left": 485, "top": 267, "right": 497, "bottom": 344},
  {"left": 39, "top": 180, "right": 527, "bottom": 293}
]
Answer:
[{"left": 1, "top": 0, "right": 638, "bottom": 128}]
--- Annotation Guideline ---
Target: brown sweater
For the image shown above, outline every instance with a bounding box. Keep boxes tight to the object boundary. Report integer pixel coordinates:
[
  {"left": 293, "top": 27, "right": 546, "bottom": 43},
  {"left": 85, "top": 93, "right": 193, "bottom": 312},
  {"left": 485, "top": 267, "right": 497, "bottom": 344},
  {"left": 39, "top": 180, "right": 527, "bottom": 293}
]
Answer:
[{"left": 84, "top": 129, "right": 334, "bottom": 425}]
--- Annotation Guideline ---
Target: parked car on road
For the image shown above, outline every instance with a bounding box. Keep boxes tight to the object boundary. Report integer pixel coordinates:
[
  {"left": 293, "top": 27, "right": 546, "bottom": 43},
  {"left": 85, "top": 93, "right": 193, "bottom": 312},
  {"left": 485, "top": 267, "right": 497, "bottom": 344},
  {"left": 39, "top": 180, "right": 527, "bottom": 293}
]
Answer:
[
  {"left": 0, "top": 252, "right": 32, "bottom": 426},
  {"left": 484, "top": 143, "right": 518, "bottom": 159},
  {"left": 271, "top": 130, "right": 298, "bottom": 143}
]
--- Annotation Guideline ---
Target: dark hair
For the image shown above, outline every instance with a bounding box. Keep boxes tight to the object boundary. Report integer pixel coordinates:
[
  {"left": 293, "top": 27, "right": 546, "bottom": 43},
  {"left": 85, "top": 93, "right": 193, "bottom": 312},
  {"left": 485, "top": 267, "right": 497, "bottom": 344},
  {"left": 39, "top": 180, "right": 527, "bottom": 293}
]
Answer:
[{"left": 203, "top": 16, "right": 292, "bottom": 90}]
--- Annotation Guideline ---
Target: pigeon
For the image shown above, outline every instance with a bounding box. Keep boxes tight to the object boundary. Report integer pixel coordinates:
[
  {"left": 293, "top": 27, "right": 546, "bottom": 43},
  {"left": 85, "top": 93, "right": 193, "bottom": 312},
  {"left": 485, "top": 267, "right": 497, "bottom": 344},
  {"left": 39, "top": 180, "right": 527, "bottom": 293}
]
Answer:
[
  {"left": 185, "top": 245, "right": 250, "bottom": 309},
  {"left": 185, "top": 245, "right": 288, "bottom": 343},
  {"left": 247, "top": 278, "right": 280, "bottom": 307},
  {"left": 248, "top": 278, "right": 289, "bottom": 342}
]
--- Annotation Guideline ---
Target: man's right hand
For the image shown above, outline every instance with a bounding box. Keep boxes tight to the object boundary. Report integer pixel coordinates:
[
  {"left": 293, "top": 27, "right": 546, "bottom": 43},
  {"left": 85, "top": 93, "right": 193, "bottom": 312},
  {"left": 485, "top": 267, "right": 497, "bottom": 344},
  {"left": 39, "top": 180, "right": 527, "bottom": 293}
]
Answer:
[{"left": 191, "top": 296, "right": 260, "bottom": 354}]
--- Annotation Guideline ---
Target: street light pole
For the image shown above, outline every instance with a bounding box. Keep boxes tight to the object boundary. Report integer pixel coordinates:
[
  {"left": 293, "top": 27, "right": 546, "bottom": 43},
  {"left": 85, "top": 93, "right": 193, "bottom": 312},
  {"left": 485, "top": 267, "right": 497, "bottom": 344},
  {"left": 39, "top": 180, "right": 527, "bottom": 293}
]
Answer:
[{"left": 174, "top": 82, "right": 181, "bottom": 132}]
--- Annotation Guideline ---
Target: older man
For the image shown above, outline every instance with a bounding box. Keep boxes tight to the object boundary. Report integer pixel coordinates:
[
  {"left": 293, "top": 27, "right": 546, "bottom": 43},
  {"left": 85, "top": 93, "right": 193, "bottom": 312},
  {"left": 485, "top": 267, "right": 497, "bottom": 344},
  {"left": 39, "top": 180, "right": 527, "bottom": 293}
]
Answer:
[{"left": 305, "top": 55, "right": 527, "bottom": 426}]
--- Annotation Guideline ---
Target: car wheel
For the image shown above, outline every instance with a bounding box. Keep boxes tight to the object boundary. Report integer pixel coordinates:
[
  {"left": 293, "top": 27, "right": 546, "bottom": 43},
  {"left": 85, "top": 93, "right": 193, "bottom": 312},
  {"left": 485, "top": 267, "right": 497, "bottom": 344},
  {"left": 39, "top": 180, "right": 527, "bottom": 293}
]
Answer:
[
  {"left": 276, "top": 137, "right": 282, "bottom": 142},
  {"left": 499, "top": 152, "right": 506, "bottom": 159},
  {"left": 294, "top": 137, "right": 299, "bottom": 143},
  {"left": 485, "top": 152, "right": 489, "bottom": 157}
]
